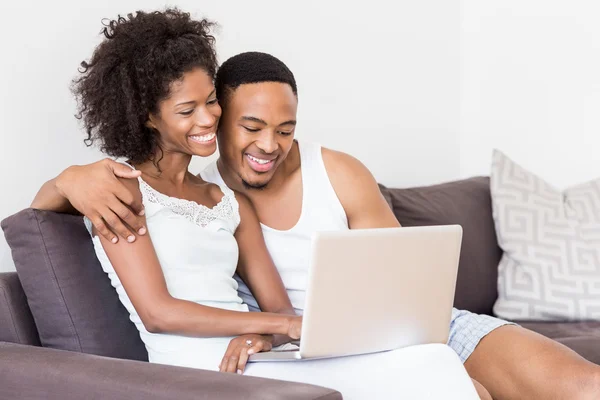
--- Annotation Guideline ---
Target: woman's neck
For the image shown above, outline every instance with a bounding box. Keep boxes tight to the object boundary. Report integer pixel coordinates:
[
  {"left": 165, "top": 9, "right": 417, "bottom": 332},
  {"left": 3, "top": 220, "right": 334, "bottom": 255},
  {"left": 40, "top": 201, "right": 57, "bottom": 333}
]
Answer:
[{"left": 135, "top": 151, "right": 192, "bottom": 185}]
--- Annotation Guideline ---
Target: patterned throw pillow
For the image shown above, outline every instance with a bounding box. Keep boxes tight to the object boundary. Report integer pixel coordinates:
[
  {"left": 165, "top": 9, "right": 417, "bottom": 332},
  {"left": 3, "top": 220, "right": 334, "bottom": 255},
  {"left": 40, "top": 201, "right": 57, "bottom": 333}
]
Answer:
[{"left": 491, "top": 150, "right": 600, "bottom": 321}]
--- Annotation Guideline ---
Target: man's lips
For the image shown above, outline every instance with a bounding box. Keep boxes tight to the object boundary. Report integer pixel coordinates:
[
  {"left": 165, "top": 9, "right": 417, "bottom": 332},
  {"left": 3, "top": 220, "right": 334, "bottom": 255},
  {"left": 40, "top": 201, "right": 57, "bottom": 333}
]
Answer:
[{"left": 245, "top": 153, "right": 276, "bottom": 172}]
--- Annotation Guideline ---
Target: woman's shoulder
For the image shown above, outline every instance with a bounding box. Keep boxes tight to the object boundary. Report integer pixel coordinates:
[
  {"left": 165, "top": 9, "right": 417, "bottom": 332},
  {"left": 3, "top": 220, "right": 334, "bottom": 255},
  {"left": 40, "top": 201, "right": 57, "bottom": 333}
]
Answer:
[
  {"left": 196, "top": 179, "right": 242, "bottom": 228},
  {"left": 118, "top": 176, "right": 143, "bottom": 204},
  {"left": 230, "top": 190, "right": 253, "bottom": 212},
  {"left": 118, "top": 175, "right": 142, "bottom": 191},
  {"left": 227, "top": 190, "right": 257, "bottom": 229},
  {"left": 205, "top": 181, "right": 229, "bottom": 204}
]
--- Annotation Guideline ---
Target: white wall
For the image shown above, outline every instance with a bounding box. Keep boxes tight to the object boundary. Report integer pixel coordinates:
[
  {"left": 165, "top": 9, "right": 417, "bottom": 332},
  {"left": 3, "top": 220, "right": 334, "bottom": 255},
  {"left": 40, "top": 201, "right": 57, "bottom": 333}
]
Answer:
[
  {"left": 4, "top": 2, "right": 600, "bottom": 273},
  {"left": 0, "top": 1, "right": 460, "bottom": 271},
  {"left": 460, "top": 1, "right": 600, "bottom": 187}
]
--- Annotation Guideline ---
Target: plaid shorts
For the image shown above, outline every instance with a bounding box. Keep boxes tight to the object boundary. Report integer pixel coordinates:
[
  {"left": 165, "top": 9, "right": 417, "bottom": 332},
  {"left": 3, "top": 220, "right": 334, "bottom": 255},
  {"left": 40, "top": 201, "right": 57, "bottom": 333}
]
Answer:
[{"left": 448, "top": 308, "right": 514, "bottom": 363}]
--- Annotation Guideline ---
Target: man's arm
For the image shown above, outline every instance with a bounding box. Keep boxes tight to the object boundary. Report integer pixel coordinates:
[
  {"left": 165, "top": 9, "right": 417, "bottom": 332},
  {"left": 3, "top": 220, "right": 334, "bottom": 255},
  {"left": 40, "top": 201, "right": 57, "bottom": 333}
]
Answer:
[
  {"left": 30, "top": 158, "right": 147, "bottom": 243},
  {"left": 322, "top": 148, "right": 400, "bottom": 229},
  {"left": 32, "top": 177, "right": 79, "bottom": 214}
]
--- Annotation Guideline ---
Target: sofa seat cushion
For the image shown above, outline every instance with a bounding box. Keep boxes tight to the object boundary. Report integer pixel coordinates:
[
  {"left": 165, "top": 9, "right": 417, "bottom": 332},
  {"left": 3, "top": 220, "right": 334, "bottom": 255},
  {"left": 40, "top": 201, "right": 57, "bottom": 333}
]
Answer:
[
  {"left": 1, "top": 209, "right": 147, "bottom": 361},
  {"left": 520, "top": 321, "right": 600, "bottom": 364},
  {"left": 554, "top": 337, "right": 600, "bottom": 365},
  {"left": 519, "top": 321, "right": 600, "bottom": 340}
]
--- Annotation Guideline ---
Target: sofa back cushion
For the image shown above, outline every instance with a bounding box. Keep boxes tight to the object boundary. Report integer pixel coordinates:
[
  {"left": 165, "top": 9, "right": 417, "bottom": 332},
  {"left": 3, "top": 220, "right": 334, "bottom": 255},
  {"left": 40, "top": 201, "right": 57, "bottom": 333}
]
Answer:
[
  {"left": 1, "top": 209, "right": 147, "bottom": 361},
  {"left": 0, "top": 272, "right": 40, "bottom": 346},
  {"left": 381, "top": 177, "right": 502, "bottom": 315}
]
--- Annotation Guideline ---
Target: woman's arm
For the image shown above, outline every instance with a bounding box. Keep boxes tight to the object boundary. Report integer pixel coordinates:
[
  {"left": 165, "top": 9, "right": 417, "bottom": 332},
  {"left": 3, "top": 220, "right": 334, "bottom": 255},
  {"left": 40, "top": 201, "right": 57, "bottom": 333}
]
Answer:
[
  {"left": 233, "top": 193, "right": 299, "bottom": 346},
  {"left": 234, "top": 193, "right": 295, "bottom": 316},
  {"left": 218, "top": 195, "right": 300, "bottom": 373},
  {"left": 99, "top": 178, "right": 300, "bottom": 339}
]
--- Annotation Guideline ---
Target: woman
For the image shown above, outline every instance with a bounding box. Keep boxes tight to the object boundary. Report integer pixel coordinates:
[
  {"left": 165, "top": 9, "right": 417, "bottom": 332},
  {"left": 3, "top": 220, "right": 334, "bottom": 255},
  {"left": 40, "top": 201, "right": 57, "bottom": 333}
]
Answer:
[{"left": 32, "top": 9, "right": 480, "bottom": 399}]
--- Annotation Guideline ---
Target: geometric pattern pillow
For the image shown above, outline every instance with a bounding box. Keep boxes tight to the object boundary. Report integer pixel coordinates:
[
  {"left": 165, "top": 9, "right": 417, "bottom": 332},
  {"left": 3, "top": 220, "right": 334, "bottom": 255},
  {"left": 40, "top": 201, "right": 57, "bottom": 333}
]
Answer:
[{"left": 491, "top": 150, "right": 600, "bottom": 321}]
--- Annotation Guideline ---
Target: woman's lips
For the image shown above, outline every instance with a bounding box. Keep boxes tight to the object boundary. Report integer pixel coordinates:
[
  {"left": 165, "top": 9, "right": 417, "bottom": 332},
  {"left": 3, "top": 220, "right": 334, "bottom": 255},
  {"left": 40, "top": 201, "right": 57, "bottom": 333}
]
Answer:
[{"left": 188, "top": 132, "right": 216, "bottom": 145}]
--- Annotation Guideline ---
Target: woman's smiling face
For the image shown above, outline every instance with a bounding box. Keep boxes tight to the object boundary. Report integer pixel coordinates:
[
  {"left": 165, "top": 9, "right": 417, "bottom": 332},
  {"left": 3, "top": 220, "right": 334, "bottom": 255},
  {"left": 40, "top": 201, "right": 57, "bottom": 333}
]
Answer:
[{"left": 148, "top": 67, "right": 222, "bottom": 158}]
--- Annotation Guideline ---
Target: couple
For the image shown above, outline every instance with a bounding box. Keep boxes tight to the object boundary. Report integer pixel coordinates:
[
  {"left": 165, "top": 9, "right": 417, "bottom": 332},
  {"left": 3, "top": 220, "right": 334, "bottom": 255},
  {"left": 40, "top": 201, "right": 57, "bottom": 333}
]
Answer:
[{"left": 32, "top": 8, "right": 599, "bottom": 400}]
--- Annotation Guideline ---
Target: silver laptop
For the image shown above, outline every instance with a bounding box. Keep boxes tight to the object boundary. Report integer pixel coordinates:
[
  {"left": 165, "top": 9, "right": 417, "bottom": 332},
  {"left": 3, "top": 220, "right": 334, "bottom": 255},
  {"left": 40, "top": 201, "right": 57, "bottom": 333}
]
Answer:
[{"left": 248, "top": 225, "right": 462, "bottom": 362}]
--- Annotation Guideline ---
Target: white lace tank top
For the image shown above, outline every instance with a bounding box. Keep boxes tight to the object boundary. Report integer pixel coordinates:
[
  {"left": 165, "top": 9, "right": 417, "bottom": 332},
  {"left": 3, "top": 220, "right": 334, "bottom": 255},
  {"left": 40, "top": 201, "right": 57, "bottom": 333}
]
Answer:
[
  {"left": 84, "top": 171, "right": 249, "bottom": 370},
  {"left": 201, "top": 141, "right": 349, "bottom": 314}
]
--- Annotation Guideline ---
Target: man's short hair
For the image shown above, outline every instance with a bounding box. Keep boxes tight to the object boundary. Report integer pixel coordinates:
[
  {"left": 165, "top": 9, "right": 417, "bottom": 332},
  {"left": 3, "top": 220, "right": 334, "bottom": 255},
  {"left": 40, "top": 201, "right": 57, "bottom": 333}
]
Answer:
[{"left": 215, "top": 52, "right": 297, "bottom": 107}]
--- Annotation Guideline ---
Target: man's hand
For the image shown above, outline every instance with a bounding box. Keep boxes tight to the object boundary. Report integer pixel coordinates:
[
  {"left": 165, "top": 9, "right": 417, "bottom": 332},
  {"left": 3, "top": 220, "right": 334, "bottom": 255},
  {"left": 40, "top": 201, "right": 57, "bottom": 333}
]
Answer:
[
  {"left": 219, "top": 334, "right": 273, "bottom": 374},
  {"left": 55, "top": 158, "right": 146, "bottom": 243}
]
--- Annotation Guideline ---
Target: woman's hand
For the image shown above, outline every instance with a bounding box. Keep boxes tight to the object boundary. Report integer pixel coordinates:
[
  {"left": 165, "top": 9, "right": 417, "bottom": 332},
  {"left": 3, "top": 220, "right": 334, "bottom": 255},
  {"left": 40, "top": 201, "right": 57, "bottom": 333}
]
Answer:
[
  {"left": 287, "top": 315, "right": 302, "bottom": 340},
  {"left": 219, "top": 334, "right": 273, "bottom": 374}
]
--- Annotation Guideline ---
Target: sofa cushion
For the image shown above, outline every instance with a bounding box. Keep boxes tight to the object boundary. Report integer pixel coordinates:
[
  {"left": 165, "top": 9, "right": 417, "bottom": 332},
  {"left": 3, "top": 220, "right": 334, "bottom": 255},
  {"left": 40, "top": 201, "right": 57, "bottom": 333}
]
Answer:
[
  {"left": 378, "top": 184, "right": 394, "bottom": 210},
  {"left": 519, "top": 321, "right": 600, "bottom": 364},
  {"left": 554, "top": 337, "right": 600, "bottom": 365},
  {"left": 491, "top": 150, "right": 600, "bottom": 321},
  {"left": 0, "top": 342, "right": 342, "bottom": 400},
  {"left": 1, "top": 209, "right": 147, "bottom": 361},
  {"left": 384, "top": 177, "right": 503, "bottom": 315},
  {"left": 0, "top": 272, "right": 40, "bottom": 346},
  {"left": 519, "top": 321, "right": 600, "bottom": 340}
]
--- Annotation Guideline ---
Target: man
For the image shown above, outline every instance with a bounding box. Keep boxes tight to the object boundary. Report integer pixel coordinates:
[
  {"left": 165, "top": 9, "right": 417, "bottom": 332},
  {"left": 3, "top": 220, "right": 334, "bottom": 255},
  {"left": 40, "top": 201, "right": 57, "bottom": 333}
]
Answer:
[{"left": 33, "top": 52, "right": 600, "bottom": 399}]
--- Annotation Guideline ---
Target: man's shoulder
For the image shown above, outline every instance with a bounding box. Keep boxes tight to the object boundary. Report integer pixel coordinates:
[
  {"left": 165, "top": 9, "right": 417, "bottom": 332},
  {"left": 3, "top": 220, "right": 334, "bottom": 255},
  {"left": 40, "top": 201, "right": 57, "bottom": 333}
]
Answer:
[
  {"left": 319, "top": 147, "right": 394, "bottom": 228},
  {"left": 320, "top": 147, "right": 372, "bottom": 182},
  {"left": 318, "top": 146, "right": 379, "bottom": 210}
]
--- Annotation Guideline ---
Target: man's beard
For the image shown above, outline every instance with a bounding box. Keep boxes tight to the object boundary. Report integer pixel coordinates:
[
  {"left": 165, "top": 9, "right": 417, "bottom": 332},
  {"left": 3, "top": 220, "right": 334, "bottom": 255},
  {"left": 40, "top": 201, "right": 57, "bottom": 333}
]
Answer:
[{"left": 241, "top": 178, "right": 268, "bottom": 191}]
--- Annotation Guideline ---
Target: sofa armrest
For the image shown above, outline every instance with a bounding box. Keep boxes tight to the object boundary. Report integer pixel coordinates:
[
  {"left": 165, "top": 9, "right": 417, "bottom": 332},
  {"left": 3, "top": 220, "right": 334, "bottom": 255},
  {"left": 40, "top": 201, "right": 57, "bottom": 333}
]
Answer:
[
  {"left": 0, "top": 342, "right": 342, "bottom": 400},
  {"left": 0, "top": 273, "right": 40, "bottom": 346}
]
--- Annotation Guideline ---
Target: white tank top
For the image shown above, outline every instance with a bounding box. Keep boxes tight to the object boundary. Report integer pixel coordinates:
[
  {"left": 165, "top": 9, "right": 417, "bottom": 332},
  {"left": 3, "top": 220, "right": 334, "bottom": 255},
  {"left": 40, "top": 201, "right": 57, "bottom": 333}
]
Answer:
[
  {"left": 201, "top": 141, "right": 349, "bottom": 313},
  {"left": 84, "top": 173, "right": 249, "bottom": 370}
]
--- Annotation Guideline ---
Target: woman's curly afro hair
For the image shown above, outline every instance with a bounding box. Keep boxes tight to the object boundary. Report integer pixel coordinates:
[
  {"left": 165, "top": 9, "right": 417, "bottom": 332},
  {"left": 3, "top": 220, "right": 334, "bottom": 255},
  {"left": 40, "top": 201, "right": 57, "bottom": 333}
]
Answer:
[{"left": 73, "top": 8, "right": 218, "bottom": 164}]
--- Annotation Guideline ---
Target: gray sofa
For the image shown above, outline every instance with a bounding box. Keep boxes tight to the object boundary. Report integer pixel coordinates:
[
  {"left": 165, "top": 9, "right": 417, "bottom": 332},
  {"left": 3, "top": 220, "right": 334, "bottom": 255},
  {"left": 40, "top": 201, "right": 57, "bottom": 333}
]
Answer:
[{"left": 1, "top": 176, "right": 599, "bottom": 399}]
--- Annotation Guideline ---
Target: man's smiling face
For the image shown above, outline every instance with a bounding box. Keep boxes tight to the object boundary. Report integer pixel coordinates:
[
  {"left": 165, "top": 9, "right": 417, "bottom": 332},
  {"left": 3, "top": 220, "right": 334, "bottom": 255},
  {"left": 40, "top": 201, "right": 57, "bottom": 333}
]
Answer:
[{"left": 217, "top": 81, "right": 298, "bottom": 189}]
